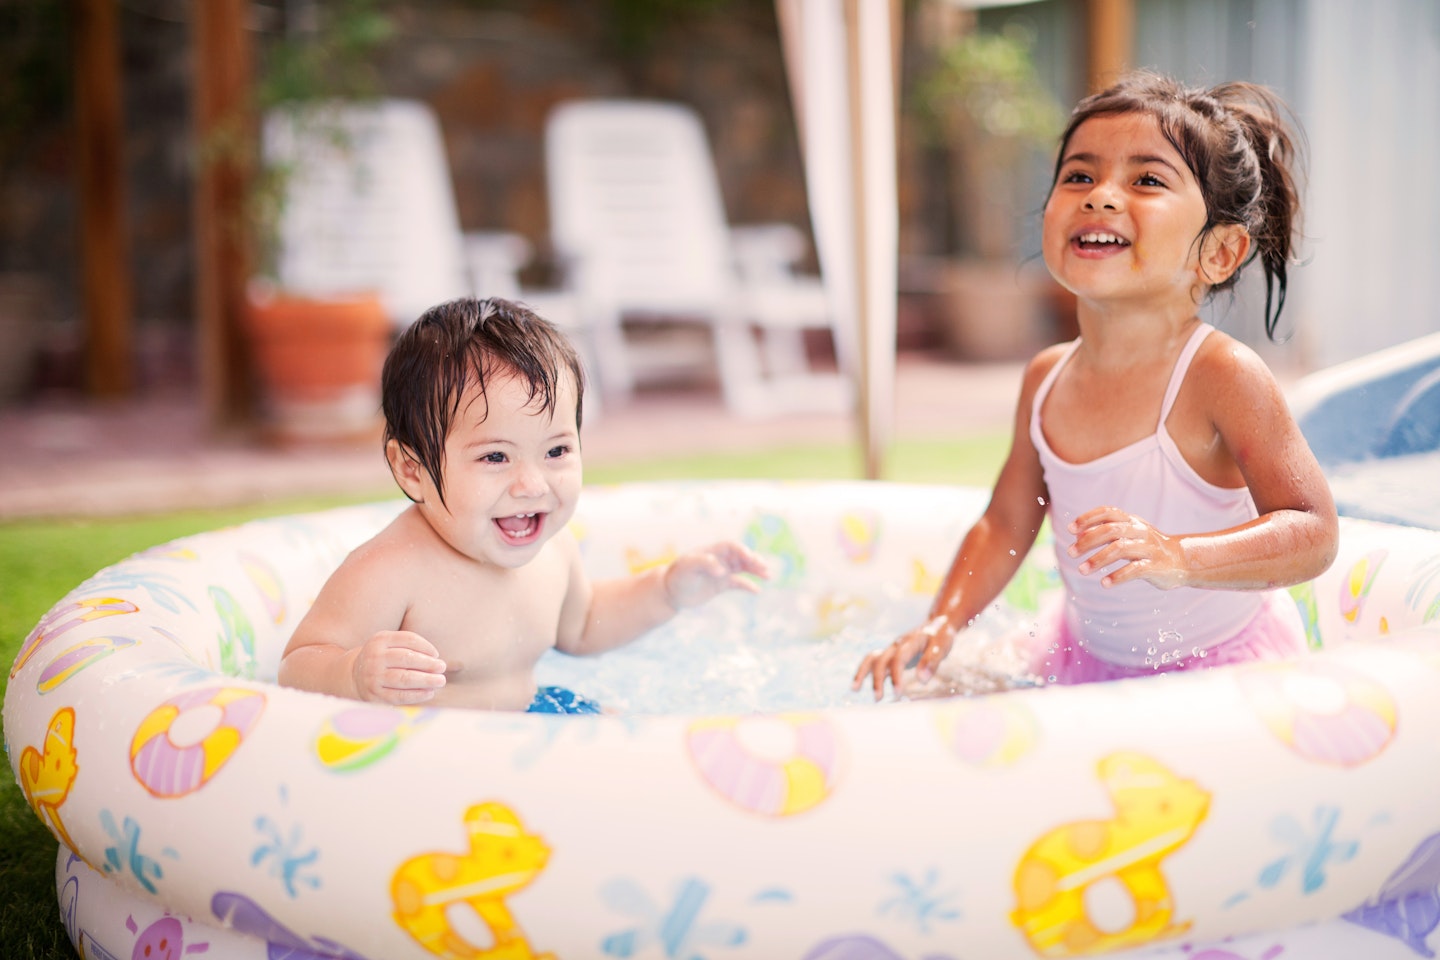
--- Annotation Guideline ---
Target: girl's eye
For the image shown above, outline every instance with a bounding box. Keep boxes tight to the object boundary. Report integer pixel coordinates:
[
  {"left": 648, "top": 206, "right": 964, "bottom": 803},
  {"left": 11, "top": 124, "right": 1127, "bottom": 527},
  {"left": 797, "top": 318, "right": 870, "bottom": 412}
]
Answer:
[
  {"left": 1061, "top": 170, "right": 1093, "bottom": 184},
  {"left": 480, "top": 452, "right": 507, "bottom": 464},
  {"left": 547, "top": 445, "right": 570, "bottom": 459},
  {"left": 1136, "top": 172, "right": 1166, "bottom": 187}
]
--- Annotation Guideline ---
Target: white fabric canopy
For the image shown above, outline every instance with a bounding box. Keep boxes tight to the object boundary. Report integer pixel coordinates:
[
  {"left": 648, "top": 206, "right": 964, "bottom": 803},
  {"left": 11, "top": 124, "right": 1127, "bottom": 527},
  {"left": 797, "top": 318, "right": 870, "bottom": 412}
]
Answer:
[{"left": 777, "top": 0, "right": 900, "bottom": 478}]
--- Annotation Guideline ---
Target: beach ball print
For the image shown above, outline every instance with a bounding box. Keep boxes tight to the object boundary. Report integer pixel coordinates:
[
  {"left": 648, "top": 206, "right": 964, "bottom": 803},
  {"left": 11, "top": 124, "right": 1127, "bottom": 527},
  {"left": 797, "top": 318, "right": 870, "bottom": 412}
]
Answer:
[
  {"left": 743, "top": 514, "right": 805, "bottom": 587},
  {"left": 837, "top": 509, "right": 881, "bottom": 564},
  {"left": 239, "top": 551, "right": 285, "bottom": 623},
  {"left": 932, "top": 698, "right": 1039, "bottom": 768},
  {"left": 1340, "top": 549, "right": 1386, "bottom": 627},
  {"left": 1238, "top": 659, "right": 1397, "bottom": 767},
  {"left": 314, "top": 705, "right": 435, "bottom": 773}
]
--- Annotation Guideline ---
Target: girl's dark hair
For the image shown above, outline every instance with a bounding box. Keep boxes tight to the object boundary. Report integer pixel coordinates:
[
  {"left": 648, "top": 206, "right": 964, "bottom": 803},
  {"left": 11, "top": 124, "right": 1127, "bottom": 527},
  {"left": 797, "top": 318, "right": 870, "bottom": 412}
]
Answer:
[
  {"left": 1051, "top": 70, "right": 1304, "bottom": 338},
  {"left": 381, "top": 297, "right": 585, "bottom": 508}
]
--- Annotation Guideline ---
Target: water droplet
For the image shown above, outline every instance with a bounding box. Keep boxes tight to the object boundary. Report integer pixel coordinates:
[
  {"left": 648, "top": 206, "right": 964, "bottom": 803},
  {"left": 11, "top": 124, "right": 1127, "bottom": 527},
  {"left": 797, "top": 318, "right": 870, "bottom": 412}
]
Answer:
[
  {"left": 1047, "top": 675, "right": 1057, "bottom": 683},
  {"left": 1008, "top": 549, "right": 1017, "bottom": 556},
  {"left": 1037, "top": 496, "right": 1047, "bottom": 506}
]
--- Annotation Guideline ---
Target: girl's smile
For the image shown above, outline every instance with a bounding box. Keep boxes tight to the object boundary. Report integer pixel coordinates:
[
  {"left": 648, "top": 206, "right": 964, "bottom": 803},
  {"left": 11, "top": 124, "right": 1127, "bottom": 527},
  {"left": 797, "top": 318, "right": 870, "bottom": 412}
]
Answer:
[{"left": 1042, "top": 112, "right": 1211, "bottom": 307}]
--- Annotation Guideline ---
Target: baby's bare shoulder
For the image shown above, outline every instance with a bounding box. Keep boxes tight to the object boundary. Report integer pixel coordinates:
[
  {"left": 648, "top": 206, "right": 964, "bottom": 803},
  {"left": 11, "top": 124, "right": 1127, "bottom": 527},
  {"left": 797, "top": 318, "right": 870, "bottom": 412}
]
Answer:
[{"left": 332, "top": 509, "right": 443, "bottom": 588}]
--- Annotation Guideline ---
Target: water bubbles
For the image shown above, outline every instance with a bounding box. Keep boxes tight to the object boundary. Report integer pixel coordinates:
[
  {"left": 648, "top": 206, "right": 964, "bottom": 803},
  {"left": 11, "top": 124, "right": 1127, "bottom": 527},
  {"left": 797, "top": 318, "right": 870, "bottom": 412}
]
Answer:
[
  {"left": 1008, "top": 549, "right": 1017, "bottom": 556},
  {"left": 1047, "top": 675, "right": 1057, "bottom": 683},
  {"left": 1037, "top": 496, "right": 1047, "bottom": 507},
  {"left": 533, "top": 588, "right": 1036, "bottom": 714}
]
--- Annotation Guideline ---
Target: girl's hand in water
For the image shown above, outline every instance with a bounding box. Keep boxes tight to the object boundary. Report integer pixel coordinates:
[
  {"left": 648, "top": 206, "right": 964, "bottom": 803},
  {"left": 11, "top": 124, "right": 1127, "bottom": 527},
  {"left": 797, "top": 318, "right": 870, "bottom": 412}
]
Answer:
[
  {"left": 852, "top": 615, "right": 957, "bottom": 701},
  {"left": 663, "top": 541, "right": 771, "bottom": 609},
  {"left": 350, "top": 630, "right": 448, "bottom": 704},
  {"left": 1068, "top": 506, "right": 1188, "bottom": 589}
]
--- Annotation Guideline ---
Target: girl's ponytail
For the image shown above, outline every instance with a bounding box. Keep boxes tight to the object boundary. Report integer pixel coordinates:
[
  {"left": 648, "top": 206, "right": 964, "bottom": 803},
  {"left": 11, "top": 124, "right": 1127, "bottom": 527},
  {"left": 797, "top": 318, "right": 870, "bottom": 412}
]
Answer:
[{"left": 1211, "top": 82, "right": 1304, "bottom": 339}]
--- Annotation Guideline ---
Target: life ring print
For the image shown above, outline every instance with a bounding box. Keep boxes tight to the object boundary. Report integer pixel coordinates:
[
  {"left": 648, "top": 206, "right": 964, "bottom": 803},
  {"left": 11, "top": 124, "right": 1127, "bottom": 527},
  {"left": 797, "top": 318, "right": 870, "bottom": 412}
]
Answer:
[
  {"left": 130, "top": 686, "right": 266, "bottom": 797},
  {"left": 686, "top": 713, "right": 842, "bottom": 817},
  {"left": 1237, "top": 659, "right": 1397, "bottom": 767}
]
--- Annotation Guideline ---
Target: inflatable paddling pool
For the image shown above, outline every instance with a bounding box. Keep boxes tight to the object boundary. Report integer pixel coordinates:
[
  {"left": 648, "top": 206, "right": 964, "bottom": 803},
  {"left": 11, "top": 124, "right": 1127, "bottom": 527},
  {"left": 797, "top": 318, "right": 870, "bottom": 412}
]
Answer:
[{"left": 6, "top": 480, "right": 1440, "bottom": 960}]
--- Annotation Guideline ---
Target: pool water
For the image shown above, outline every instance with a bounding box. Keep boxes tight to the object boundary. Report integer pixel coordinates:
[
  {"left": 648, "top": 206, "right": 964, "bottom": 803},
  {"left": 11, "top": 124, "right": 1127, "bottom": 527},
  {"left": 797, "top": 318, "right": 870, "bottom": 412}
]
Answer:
[{"left": 533, "top": 587, "right": 1042, "bottom": 715}]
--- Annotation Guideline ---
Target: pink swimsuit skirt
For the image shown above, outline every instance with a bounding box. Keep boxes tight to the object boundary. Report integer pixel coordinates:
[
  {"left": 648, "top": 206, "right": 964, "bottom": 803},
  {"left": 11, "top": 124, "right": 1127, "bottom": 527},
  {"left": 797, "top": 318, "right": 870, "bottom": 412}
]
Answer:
[{"left": 1029, "top": 590, "right": 1308, "bottom": 685}]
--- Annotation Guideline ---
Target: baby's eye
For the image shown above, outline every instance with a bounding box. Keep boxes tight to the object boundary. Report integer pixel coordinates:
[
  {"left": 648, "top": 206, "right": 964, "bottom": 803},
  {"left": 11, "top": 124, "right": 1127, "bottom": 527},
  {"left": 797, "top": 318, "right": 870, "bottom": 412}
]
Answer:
[
  {"left": 1136, "top": 172, "right": 1167, "bottom": 187},
  {"left": 1061, "top": 170, "right": 1093, "bottom": 184},
  {"left": 480, "top": 451, "right": 507, "bottom": 464},
  {"left": 547, "top": 445, "right": 571, "bottom": 459}
]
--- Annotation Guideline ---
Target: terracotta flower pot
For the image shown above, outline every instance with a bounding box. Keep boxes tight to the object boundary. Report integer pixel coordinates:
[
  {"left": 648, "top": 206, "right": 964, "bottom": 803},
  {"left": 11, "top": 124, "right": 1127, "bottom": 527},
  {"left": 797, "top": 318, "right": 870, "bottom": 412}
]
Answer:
[{"left": 245, "top": 290, "right": 391, "bottom": 444}]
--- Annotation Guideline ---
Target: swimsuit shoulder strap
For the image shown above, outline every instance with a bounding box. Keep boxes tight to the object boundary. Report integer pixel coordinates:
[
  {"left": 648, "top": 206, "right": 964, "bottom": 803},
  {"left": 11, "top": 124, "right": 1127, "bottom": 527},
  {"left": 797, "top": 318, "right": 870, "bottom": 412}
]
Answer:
[
  {"left": 1032, "top": 337, "right": 1083, "bottom": 423},
  {"left": 1157, "top": 323, "right": 1215, "bottom": 423}
]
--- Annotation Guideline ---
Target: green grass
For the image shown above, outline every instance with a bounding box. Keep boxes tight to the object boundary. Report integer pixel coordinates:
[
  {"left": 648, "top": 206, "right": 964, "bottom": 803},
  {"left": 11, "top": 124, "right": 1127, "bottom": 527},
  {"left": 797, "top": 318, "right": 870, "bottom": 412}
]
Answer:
[{"left": 0, "top": 434, "right": 1005, "bottom": 958}]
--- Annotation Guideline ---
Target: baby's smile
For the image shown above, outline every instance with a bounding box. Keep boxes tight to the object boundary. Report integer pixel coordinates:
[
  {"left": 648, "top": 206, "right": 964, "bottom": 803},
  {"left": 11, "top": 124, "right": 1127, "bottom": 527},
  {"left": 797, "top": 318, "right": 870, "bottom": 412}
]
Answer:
[{"left": 495, "top": 512, "right": 543, "bottom": 544}]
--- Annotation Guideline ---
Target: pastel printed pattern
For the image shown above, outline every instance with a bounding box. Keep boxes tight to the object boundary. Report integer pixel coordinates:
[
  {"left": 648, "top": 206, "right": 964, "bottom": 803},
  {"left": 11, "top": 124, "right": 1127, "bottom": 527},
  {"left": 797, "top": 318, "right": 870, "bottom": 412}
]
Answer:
[
  {"left": 314, "top": 705, "right": 434, "bottom": 773},
  {"left": 1011, "top": 753, "right": 1210, "bottom": 956},
  {"left": 1238, "top": 659, "right": 1397, "bottom": 766},
  {"left": 687, "top": 713, "right": 841, "bottom": 817},
  {"left": 391, "top": 802, "right": 552, "bottom": 959},
  {"left": 130, "top": 686, "right": 266, "bottom": 797},
  {"left": 932, "top": 698, "right": 1039, "bottom": 768},
  {"left": 20, "top": 707, "right": 83, "bottom": 855}
]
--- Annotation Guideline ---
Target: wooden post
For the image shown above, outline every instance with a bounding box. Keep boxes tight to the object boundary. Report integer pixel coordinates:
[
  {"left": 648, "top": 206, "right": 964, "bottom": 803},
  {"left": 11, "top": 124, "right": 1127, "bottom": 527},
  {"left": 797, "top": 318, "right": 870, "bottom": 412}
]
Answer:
[
  {"left": 73, "top": 0, "right": 133, "bottom": 397},
  {"left": 193, "top": 0, "right": 256, "bottom": 430},
  {"left": 1087, "top": 0, "right": 1134, "bottom": 93}
]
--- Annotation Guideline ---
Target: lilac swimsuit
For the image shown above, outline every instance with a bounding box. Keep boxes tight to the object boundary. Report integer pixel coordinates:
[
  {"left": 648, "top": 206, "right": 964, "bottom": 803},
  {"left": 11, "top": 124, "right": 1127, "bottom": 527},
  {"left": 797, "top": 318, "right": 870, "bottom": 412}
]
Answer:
[{"left": 1028, "top": 323, "right": 1306, "bottom": 682}]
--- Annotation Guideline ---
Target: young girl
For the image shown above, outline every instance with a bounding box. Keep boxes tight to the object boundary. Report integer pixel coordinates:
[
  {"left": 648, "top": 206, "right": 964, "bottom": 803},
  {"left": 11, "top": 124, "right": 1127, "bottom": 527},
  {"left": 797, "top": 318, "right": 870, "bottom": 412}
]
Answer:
[{"left": 854, "top": 70, "right": 1338, "bottom": 698}]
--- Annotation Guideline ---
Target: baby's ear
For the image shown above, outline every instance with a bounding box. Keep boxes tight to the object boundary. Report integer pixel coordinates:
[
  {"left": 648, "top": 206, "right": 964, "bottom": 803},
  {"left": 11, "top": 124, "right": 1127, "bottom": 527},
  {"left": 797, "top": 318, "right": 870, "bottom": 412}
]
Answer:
[
  {"left": 1199, "top": 223, "right": 1251, "bottom": 285},
  {"left": 385, "top": 439, "right": 428, "bottom": 503}
]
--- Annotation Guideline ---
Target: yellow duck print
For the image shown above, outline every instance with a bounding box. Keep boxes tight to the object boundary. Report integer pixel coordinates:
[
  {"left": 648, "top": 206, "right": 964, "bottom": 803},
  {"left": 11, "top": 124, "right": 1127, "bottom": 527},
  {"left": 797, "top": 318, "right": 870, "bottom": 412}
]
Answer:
[
  {"left": 20, "top": 707, "right": 85, "bottom": 859},
  {"left": 392, "top": 801, "right": 553, "bottom": 960},
  {"left": 1011, "top": 752, "right": 1210, "bottom": 957}
]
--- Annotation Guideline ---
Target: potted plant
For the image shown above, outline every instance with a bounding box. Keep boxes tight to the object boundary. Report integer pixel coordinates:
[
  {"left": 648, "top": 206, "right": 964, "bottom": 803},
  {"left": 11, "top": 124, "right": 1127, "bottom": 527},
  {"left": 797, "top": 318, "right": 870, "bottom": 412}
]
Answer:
[
  {"left": 914, "top": 20, "right": 1068, "bottom": 360},
  {"left": 241, "top": 1, "right": 396, "bottom": 445}
]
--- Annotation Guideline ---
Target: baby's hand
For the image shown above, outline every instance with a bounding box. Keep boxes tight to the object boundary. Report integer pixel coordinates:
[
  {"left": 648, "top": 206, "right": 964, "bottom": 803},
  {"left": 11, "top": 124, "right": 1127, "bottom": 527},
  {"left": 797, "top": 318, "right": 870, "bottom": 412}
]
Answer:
[
  {"left": 351, "top": 630, "right": 447, "bottom": 704},
  {"left": 664, "top": 541, "right": 771, "bottom": 609},
  {"left": 1068, "top": 506, "right": 1187, "bottom": 589}
]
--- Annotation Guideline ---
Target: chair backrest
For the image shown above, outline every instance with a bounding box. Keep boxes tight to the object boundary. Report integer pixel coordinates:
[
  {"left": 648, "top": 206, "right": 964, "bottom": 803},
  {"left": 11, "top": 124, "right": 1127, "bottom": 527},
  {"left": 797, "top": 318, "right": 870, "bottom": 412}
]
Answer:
[
  {"left": 545, "top": 99, "right": 735, "bottom": 312},
  {"left": 263, "top": 98, "right": 471, "bottom": 328}
]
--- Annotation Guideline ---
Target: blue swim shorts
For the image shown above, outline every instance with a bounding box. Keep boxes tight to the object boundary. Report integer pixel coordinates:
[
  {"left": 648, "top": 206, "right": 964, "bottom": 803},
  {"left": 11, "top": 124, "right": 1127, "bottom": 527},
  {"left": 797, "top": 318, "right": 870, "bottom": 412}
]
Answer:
[{"left": 527, "top": 685, "right": 603, "bottom": 715}]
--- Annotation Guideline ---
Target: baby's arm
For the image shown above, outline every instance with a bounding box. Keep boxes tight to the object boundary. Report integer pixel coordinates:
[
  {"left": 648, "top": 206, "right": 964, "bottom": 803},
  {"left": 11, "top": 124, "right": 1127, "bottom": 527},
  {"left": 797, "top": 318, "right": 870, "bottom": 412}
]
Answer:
[
  {"left": 853, "top": 351, "right": 1056, "bottom": 699},
  {"left": 278, "top": 542, "right": 447, "bottom": 704},
  {"left": 1069, "top": 340, "right": 1337, "bottom": 591},
  {"left": 555, "top": 536, "right": 770, "bottom": 656}
]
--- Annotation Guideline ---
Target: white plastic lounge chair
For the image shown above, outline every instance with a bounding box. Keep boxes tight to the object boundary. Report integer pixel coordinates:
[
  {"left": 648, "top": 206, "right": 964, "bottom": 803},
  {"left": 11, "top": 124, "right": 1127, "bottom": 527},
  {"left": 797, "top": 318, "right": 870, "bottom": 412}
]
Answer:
[
  {"left": 545, "top": 98, "right": 851, "bottom": 417},
  {"left": 260, "top": 99, "right": 596, "bottom": 413},
  {"left": 262, "top": 98, "right": 474, "bottom": 329}
]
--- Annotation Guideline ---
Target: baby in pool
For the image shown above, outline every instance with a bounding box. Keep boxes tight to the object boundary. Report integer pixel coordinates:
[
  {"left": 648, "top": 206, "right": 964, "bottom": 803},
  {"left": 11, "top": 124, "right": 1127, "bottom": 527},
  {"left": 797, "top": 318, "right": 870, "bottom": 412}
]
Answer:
[{"left": 279, "top": 296, "right": 769, "bottom": 712}]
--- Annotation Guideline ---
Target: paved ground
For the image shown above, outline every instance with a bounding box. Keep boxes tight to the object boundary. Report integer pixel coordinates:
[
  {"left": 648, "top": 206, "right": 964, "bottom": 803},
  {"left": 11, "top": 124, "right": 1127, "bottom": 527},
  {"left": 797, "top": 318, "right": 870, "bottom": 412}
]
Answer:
[{"left": 0, "top": 354, "right": 1027, "bottom": 521}]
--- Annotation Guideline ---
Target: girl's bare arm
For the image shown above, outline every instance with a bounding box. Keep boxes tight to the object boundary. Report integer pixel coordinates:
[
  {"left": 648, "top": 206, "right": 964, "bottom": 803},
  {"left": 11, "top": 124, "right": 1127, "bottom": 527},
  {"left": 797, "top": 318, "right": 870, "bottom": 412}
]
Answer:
[
  {"left": 853, "top": 349, "right": 1058, "bottom": 698},
  {"left": 1069, "top": 340, "right": 1338, "bottom": 591}
]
